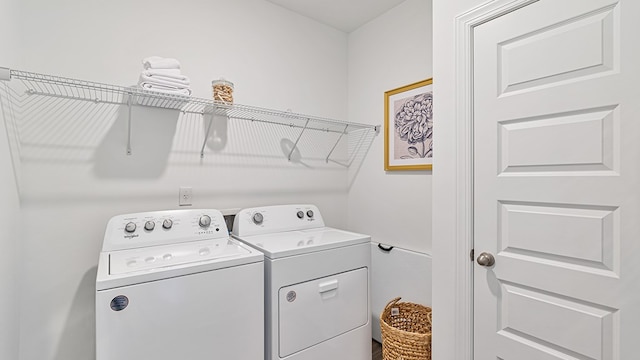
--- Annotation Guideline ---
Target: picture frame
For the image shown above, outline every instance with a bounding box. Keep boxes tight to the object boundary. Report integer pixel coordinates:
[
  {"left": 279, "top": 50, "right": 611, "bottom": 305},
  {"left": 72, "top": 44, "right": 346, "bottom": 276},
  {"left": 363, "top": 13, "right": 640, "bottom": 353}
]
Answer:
[{"left": 384, "top": 78, "right": 433, "bottom": 171}]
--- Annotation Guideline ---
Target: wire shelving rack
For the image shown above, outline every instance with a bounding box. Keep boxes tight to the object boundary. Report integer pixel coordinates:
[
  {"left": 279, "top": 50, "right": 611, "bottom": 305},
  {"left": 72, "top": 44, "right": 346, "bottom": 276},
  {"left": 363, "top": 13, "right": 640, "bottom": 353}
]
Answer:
[{"left": 0, "top": 67, "right": 378, "bottom": 160}]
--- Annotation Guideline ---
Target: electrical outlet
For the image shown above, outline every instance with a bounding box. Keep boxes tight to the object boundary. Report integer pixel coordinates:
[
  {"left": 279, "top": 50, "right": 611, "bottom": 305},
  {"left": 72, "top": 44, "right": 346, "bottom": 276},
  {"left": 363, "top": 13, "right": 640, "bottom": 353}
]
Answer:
[{"left": 179, "top": 187, "right": 193, "bottom": 206}]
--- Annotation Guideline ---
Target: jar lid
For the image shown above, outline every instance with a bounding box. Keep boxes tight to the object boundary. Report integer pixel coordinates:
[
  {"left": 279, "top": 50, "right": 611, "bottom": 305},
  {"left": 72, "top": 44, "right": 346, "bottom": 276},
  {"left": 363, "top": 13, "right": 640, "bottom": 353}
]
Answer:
[{"left": 212, "top": 78, "right": 234, "bottom": 87}]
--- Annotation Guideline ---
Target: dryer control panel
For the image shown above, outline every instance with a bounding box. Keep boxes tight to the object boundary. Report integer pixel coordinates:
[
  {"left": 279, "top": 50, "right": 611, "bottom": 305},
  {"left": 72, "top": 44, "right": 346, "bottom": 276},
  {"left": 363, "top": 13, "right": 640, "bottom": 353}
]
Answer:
[
  {"left": 232, "top": 204, "right": 325, "bottom": 237},
  {"left": 102, "top": 209, "right": 228, "bottom": 252}
]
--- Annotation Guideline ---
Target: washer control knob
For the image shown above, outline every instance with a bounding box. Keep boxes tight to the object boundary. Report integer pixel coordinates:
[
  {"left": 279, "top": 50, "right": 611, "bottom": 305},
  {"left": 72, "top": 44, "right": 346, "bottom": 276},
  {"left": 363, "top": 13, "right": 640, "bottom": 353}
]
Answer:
[
  {"left": 162, "top": 219, "right": 173, "bottom": 229},
  {"left": 199, "top": 215, "right": 212, "bottom": 228},
  {"left": 297, "top": 211, "right": 304, "bottom": 219},
  {"left": 144, "top": 221, "right": 155, "bottom": 231},
  {"left": 253, "top": 212, "right": 264, "bottom": 225},
  {"left": 124, "top": 222, "right": 136, "bottom": 233},
  {"left": 306, "top": 210, "right": 314, "bottom": 218}
]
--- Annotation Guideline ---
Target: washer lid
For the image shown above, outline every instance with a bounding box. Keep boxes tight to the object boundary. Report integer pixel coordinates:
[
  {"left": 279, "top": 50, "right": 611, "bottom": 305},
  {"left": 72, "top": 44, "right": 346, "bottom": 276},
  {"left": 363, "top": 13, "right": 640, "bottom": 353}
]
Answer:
[
  {"left": 233, "top": 227, "right": 370, "bottom": 259},
  {"left": 96, "top": 238, "right": 263, "bottom": 290},
  {"left": 109, "top": 238, "right": 251, "bottom": 275}
]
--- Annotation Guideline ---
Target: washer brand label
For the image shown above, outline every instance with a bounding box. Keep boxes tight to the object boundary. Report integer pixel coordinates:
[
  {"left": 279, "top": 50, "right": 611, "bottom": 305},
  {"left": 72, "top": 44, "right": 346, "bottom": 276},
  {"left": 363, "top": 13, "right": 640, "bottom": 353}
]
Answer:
[
  {"left": 110, "top": 295, "right": 129, "bottom": 311},
  {"left": 123, "top": 234, "right": 139, "bottom": 239},
  {"left": 286, "top": 291, "right": 296, "bottom": 302}
]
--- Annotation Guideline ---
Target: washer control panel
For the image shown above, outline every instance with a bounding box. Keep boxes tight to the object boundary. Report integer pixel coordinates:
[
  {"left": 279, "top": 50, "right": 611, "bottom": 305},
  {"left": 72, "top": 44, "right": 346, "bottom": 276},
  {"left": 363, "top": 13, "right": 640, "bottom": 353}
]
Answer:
[
  {"left": 103, "top": 209, "right": 229, "bottom": 252},
  {"left": 232, "top": 204, "right": 325, "bottom": 237}
]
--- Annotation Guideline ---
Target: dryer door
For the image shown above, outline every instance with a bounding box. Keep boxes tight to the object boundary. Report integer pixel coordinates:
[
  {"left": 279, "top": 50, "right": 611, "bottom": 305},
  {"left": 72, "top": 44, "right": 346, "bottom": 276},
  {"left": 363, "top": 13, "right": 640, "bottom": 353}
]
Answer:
[{"left": 278, "top": 267, "right": 368, "bottom": 357}]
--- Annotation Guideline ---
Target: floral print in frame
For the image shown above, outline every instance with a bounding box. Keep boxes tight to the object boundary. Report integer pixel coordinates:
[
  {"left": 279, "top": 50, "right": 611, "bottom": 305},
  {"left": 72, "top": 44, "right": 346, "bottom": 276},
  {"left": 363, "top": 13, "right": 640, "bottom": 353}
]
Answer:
[{"left": 384, "top": 78, "right": 433, "bottom": 170}]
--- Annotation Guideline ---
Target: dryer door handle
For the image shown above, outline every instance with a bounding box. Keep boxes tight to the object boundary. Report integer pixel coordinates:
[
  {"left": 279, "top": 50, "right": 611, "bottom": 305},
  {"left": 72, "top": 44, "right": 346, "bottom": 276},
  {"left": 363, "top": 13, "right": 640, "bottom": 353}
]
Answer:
[{"left": 318, "top": 279, "right": 339, "bottom": 293}]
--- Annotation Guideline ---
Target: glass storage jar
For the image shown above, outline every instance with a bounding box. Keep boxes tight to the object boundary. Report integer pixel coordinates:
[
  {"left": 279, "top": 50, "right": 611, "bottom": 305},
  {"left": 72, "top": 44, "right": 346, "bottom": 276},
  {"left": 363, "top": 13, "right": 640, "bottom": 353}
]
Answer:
[{"left": 212, "top": 78, "right": 234, "bottom": 104}]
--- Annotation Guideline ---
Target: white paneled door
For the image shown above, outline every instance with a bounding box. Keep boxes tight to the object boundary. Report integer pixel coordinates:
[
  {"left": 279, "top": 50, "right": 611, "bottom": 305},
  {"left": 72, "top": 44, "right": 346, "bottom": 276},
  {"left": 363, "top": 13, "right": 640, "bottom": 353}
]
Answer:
[{"left": 473, "top": 0, "right": 639, "bottom": 359}]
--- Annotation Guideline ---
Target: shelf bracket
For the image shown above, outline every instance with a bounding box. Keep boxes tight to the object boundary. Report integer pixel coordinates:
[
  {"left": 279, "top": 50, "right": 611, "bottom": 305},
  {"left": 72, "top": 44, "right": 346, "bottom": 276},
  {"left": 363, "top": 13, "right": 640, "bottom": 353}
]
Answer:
[
  {"left": 201, "top": 112, "right": 214, "bottom": 158},
  {"left": 0, "top": 67, "right": 10, "bottom": 81},
  {"left": 326, "top": 124, "right": 349, "bottom": 163},
  {"left": 288, "top": 119, "right": 310, "bottom": 161},
  {"left": 126, "top": 92, "right": 132, "bottom": 155}
]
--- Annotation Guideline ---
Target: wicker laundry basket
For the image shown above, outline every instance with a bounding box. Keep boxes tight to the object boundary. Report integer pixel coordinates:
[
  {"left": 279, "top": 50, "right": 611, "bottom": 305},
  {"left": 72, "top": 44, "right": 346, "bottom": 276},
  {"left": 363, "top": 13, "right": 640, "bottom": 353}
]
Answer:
[{"left": 380, "top": 297, "right": 432, "bottom": 360}]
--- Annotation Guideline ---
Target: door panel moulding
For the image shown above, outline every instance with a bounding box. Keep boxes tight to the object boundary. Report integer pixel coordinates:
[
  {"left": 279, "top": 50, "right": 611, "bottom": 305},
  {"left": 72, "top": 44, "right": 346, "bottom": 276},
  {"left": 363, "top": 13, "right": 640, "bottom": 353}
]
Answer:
[{"left": 452, "top": 1, "right": 540, "bottom": 359}]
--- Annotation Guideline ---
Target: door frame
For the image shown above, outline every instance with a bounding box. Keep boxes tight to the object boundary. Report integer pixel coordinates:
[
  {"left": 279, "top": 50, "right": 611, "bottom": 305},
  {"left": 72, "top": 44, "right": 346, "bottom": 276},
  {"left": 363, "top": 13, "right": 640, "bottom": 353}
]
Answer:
[{"left": 451, "top": 1, "right": 539, "bottom": 359}]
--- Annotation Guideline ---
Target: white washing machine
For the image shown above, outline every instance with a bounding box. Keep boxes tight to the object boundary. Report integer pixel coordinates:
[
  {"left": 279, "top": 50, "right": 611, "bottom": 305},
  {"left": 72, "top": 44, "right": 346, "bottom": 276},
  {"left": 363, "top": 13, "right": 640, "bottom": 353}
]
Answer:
[
  {"left": 96, "top": 209, "right": 264, "bottom": 360},
  {"left": 231, "top": 204, "right": 371, "bottom": 360}
]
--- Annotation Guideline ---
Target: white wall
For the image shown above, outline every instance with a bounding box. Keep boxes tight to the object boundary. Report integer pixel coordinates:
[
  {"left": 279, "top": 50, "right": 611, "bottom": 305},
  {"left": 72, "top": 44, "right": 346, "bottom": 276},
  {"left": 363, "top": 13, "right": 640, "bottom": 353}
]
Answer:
[
  {"left": 431, "top": 0, "right": 488, "bottom": 359},
  {"left": 347, "top": 0, "right": 433, "bottom": 254},
  {"left": 0, "top": 0, "right": 21, "bottom": 359},
  {"left": 347, "top": 0, "right": 433, "bottom": 343},
  {"left": 0, "top": 98, "right": 20, "bottom": 360},
  {"left": 11, "top": 1, "right": 353, "bottom": 359}
]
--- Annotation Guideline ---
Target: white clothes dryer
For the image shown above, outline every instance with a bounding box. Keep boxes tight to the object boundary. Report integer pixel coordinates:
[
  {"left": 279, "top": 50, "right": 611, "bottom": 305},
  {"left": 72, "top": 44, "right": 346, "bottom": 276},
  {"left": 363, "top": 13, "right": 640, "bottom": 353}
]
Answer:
[
  {"left": 232, "top": 204, "right": 371, "bottom": 360},
  {"left": 96, "top": 209, "right": 264, "bottom": 360}
]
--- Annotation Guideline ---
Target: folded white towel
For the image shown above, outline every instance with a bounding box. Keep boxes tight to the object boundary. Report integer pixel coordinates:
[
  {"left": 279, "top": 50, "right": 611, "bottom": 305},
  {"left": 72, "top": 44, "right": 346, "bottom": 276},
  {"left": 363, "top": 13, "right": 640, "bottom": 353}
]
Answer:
[
  {"left": 142, "top": 68, "right": 182, "bottom": 77},
  {"left": 141, "top": 70, "right": 190, "bottom": 83},
  {"left": 139, "top": 73, "right": 190, "bottom": 88},
  {"left": 139, "top": 83, "right": 192, "bottom": 96},
  {"left": 142, "top": 56, "right": 181, "bottom": 70}
]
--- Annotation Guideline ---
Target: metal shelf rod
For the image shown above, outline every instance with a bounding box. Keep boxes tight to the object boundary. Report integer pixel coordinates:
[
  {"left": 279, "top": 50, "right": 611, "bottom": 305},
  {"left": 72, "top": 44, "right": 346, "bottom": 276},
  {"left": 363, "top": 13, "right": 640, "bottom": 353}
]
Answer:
[
  {"left": 201, "top": 114, "right": 215, "bottom": 158},
  {"left": 326, "top": 124, "right": 349, "bottom": 163},
  {"left": 227, "top": 115, "right": 349, "bottom": 134},
  {"left": 25, "top": 90, "right": 121, "bottom": 106},
  {"left": 126, "top": 93, "right": 132, "bottom": 155},
  {"left": 288, "top": 119, "right": 310, "bottom": 161}
]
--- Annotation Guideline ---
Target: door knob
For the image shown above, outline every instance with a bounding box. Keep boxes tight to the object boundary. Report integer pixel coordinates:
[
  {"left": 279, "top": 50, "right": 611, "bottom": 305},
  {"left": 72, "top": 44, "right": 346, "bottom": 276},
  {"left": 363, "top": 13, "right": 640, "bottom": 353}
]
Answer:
[{"left": 476, "top": 252, "right": 495, "bottom": 267}]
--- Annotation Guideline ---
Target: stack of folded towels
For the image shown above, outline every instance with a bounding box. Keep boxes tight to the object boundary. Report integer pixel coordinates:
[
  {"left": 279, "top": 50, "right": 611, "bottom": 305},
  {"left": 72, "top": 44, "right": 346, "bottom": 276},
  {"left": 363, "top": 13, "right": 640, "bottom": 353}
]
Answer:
[{"left": 138, "top": 56, "right": 192, "bottom": 96}]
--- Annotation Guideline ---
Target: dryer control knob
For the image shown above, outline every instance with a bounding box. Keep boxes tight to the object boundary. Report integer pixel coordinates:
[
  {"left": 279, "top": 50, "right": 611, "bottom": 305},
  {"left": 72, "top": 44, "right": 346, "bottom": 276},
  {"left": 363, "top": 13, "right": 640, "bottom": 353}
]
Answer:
[
  {"left": 199, "top": 215, "right": 212, "bottom": 228},
  {"left": 144, "top": 221, "right": 155, "bottom": 231},
  {"left": 297, "top": 211, "right": 304, "bottom": 219},
  {"left": 306, "top": 210, "right": 314, "bottom": 218},
  {"left": 162, "top": 219, "right": 173, "bottom": 229},
  {"left": 252, "top": 212, "right": 264, "bottom": 225},
  {"left": 124, "top": 222, "right": 136, "bottom": 233}
]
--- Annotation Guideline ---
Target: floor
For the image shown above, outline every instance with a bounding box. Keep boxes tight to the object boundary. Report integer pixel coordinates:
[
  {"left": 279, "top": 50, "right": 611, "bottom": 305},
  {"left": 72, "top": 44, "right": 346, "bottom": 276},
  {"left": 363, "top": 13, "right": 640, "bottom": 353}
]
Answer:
[{"left": 372, "top": 339, "right": 383, "bottom": 360}]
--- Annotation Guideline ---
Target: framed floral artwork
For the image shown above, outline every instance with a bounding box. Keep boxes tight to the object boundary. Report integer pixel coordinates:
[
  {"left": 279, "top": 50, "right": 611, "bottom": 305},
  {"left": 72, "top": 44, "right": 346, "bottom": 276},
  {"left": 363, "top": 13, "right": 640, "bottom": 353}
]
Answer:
[{"left": 384, "top": 78, "right": 433, "bottom": 171}]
